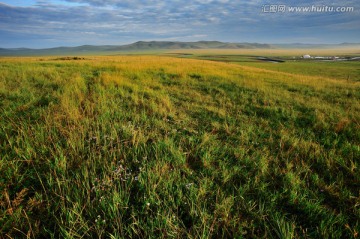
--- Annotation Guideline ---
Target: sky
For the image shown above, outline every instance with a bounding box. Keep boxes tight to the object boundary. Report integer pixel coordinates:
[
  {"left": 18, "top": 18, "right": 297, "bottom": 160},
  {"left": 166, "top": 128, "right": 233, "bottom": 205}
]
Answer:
[{"left": 0, "top": 0, "right": 359, "bottom": 48}]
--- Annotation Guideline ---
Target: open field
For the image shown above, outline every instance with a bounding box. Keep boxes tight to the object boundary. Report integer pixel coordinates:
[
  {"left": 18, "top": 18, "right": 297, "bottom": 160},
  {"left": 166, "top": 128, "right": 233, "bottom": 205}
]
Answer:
[
  {"left": 164, "top": 48, "right": 360, "bottom": 82},
  {"left": 165, "top": 48, "right": 360, "bottom": 58},
  {"left": 166, "top": 48, "right": 360, "bottom": 57},
  {"left": 1, "top": 56, "right": 360, "bottom": 238}
]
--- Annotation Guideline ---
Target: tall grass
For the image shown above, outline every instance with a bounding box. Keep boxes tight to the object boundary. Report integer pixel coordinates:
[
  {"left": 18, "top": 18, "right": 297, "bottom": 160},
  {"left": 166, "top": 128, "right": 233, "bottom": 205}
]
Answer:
[{"left": 1, "top": 56, "right": 359, "bottom": 238}]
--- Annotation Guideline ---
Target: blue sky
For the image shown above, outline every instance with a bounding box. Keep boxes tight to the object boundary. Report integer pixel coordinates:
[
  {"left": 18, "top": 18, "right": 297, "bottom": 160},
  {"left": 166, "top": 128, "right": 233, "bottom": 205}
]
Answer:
[{"left": 0, "top": 0, "right": 359, "bottom": 48}]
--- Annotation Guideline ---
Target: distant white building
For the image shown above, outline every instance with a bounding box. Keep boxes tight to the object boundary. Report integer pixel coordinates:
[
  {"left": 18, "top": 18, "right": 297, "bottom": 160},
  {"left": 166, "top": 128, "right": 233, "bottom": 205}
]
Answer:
[{"left": 303, "top": 54, "right": 311, "bottom": 59}]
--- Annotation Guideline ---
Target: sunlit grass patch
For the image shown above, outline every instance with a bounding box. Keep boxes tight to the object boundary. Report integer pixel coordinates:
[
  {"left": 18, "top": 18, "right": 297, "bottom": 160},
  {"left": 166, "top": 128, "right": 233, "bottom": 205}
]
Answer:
[{"left": 0, "top": 56, "right": 359, "bottom": 238}]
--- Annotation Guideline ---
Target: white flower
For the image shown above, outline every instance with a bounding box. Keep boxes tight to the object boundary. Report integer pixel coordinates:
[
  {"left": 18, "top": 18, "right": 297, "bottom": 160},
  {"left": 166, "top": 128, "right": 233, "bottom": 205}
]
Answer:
[{"left": 185, "top": 183, "right": 193, "bottom": 189}]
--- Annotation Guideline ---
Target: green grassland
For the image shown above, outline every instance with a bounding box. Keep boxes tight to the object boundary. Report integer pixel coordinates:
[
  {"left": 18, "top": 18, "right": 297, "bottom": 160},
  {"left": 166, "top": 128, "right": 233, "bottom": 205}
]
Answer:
[
  {"left": 240, "top": 61, "right": 360, "bottom": 81},
  {"left": 192, "top": 55, "right": 360, "bottom": 82},
  {"left": 1, "top": 56, "right": 359, "bottom": 238},
  {"left": 164, "top": 48, "right": 360, "bottom": 82}
]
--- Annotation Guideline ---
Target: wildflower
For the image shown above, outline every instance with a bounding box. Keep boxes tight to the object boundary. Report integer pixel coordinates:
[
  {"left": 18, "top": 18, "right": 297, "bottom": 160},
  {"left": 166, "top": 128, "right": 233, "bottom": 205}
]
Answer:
[
  {"left": 185, "top": 183, "right": 193, "bottom": 189},
  {"left": 146, "top": 202, "right": 150, "bottom": 206}
]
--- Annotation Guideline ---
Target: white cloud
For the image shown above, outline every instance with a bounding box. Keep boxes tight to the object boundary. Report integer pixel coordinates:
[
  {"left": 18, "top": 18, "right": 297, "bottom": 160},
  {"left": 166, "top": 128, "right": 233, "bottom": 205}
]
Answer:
[{"left": 0, "top": 0, "right": 359, "bottom": 47}]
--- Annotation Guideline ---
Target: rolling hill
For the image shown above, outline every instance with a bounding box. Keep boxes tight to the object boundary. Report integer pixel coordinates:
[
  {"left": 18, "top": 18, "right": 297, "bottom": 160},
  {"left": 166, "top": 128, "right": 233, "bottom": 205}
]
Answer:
[{"left": 0, "top": 41, "right": 273, "bottom": 56}]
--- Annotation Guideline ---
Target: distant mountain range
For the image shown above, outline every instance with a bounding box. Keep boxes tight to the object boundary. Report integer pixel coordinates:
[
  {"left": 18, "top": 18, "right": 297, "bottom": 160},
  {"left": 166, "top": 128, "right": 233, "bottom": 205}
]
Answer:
[
  {"left": 0, "top": 41, "right": 272, "bottom": 56},
  {"left": 0, "top": 41, "right": 359, "bottom": 56},
  {"left": 273, "top": 42, "right": 360, "bottom": 49}
]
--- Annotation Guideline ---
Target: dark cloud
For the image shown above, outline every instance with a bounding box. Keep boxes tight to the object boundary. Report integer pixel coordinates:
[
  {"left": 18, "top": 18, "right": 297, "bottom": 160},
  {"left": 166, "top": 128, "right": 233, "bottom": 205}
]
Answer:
[{"left": 0, "top": 0, "right": 359, "bottom": 47}]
